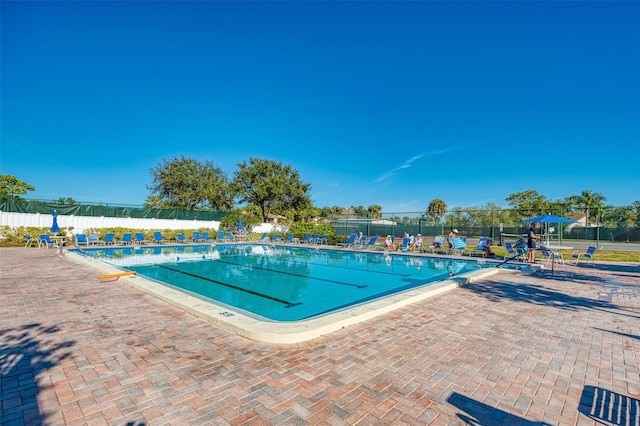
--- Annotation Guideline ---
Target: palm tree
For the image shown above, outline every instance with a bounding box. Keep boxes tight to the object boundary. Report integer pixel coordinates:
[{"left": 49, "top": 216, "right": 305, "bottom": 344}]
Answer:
[
  {"left": 570, "top": 190, "right": 606, "bottom": 225},
  {"left": 328, "top": 206, "right": 346, "bottom": 215},
  {"left": 367, "top": 204, "right": 383, "bottom": 219},
  {"left": 427, "top": 199, "right": 447, "bottom": 225}
]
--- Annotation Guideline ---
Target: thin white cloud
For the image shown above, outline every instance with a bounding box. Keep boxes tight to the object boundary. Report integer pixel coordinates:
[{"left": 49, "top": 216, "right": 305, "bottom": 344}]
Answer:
[{"left": 373, "top": 146, "right": 461, "bottom": 184}]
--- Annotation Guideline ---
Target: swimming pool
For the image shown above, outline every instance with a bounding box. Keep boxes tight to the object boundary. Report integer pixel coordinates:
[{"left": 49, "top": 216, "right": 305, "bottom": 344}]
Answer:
[
  {"left": 68, "top": 244, "right": 524, "bottom": 344},
  {"left": 72, "top": 244, "right": 490, "bottom": 320}
]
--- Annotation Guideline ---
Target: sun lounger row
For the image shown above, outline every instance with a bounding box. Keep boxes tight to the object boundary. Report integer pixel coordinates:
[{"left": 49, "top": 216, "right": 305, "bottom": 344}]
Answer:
[
  {"left": 417, "top": 236, "right": 487, "bottom": 256},
  {"left": 71, "top": 231, "right": 213, "bottom": 246}
]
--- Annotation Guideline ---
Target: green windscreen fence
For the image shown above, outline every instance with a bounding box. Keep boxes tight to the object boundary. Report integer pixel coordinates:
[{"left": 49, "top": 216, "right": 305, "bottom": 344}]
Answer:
[
  {"left": 329, "top": 211, "right": 640, "bottom": 244},
  {"left": 1, "top": 200, "right": 230, "bottom": 221}
]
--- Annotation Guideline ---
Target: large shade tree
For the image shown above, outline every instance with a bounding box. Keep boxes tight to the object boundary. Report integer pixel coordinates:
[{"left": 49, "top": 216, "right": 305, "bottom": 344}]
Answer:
[
  {"left": 291, "top": 205, "right": 322, "bottom": 222},
  {"left": 465, "top": 203, "right": 507, "bottom": 227},
  {"left": 0, "top": 174, "right": 35, "bottom": 202},
  {"left": 147, "top": 156, "right": 233, "bottom": 210},
  {"left": 505, "top": 190, "right": 548, "bottom": 219},
  {"left": 232, "top": 157, "right": 312, "bottom": 223}
]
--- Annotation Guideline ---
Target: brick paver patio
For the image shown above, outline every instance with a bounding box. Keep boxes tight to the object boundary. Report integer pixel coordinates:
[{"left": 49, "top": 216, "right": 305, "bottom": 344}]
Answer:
[{"left": 1, "top": 247, "right": 638, "bottom": 425}]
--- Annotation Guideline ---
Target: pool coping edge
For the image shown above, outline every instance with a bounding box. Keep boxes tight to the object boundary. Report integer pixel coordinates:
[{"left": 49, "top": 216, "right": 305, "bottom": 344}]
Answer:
[{"left": 66, "top": 250, "right": 531, "bottom": 344}]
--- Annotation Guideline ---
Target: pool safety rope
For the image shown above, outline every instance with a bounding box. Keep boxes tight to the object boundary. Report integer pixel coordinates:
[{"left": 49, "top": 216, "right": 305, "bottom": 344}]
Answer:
[{"left": 98, "top": 271, "right": 137, "bottom": 281}]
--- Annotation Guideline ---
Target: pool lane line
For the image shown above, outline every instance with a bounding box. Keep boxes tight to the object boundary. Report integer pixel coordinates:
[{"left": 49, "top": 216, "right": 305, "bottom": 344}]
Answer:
[
  {"left": 216, "top": 249, "right": 414, "bottom": 277},
  {"left": 217, "top": 253, "right": 410, "bottom": 278},
  {"left": 156, "top": 264, "right": 301, "bottom": 308},
  {"left": 302, "top": 259, "right": 411, "bottom": 277},
  {"left": 214, "top": 257, "right": 369, "bottom": 289}
]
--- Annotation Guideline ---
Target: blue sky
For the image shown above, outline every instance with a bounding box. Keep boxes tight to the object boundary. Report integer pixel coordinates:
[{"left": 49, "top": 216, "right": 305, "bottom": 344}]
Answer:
[{"left": 2, "top": 1, "right": 639, "bottom": 213}]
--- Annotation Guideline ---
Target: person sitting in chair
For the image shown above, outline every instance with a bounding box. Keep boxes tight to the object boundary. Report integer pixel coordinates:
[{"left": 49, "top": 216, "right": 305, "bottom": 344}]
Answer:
[
  {"left": 478, "top": 238, "right": 495, "bottom": 257},
  {"left": 447, "top": 229, "right": 459, "bottom": 248},
  {"left": 410, "top": 234, "right": 423, "bottom": 252},
  {"left": 385, "top": 235, "right": 396, "bottom": 251}
]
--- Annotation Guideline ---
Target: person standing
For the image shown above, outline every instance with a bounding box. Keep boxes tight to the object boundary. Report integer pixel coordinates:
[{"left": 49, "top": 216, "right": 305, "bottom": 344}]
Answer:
[{"left": 527, "top": 223, "right": 540, "bottom": 263}]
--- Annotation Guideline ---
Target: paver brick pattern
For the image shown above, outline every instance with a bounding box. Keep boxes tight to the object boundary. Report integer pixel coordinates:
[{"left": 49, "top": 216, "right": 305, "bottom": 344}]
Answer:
[{"left": 1, "top": 248, "right": 638, "bottom": 425}]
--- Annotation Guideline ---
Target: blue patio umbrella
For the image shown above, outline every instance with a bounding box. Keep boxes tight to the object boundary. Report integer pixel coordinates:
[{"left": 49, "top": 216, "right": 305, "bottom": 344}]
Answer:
[
  {"left": 51, "top": 210, "right": 60, "bottom": 234},
  {"left": 522, "top": 214, "right": 576, "bottom": 224},
  {"left": 238, "top": 216, "right": 243, "bottom": 231},
  {"left": 522, "top": 214, "right": 576, "bottom": 245}
]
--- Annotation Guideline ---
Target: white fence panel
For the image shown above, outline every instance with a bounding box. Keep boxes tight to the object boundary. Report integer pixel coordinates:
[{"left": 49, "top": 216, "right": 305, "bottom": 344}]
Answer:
[
  {"left": 0, "top": 212, "right": 284, "bottom": 238},
  {"left": 0, "top": 211, "right": 221, "bottom": 232}
]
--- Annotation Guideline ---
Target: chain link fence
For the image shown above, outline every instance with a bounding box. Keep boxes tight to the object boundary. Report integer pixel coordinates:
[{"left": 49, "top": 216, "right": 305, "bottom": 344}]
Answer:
[
  {"left": 329, "top": 208, "right": 640, "bottom": 247},
  {"left": 3, "top": 200, "right": 638, "bottom": 247}
]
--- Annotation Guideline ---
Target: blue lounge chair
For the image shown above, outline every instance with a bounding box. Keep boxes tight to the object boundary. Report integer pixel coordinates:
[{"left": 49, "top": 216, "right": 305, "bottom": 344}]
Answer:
[
  {"left": 504, "top": 242, "right": 525, "bottom": 261},
  {"left": 398, "top": 237, "right": 412, "bottom": 252},
  {"left": 318, "top": 234, "right": 328, "bottom": 245},
  {"left": 299, "top": 233, "right": 313, "bottom": 244},
  {"left": 217, "top": 231, "right": 225, "bottom": 241},
  {"left": 257, "top": 232, "right": 269, "bottom": 242},
  {"left": 39, "top": 234, "right": 58, "bottom": 249},
  {"left": 571, "top": 246, "right": 596, "bottom": 265},
  {"left": 76, "top": 233, "right": 89, "bottom": 246},
  {"left": 102, "top": 232, "right": 116, "bottom": 245},
  {"left": 355, "top": 235, "right": 367, "bottom": 249},
  {"left": 25, "top": 234, "right": 39, "bottom": 247},
  {"left": 471, "top": 238, "right": 493, "bottom": 257},
  {"left": 153, "top": 232, "right": 165, "bottom": 244},
  {"left": 338, "top": 234, "right": 357, "bottom": 248},
  {"left": 201, "top": 232, "right": 211, "bottom": 243},
  {"left": 135, "top": 233, "right": 148, "bottom": 245},
  {"left": 176, "top": 233, "right": 188, "bottom": 243},
  {"left": 422, "top": 236, "right": 445, "bottom": 253},
  {"left": 540, "top": 245, "right": 564, "bottom": 265},
  {"left": 270, "top": 234, "right": 280, "bottom": 242},
  {"left": 121, "top": 233, "right": 133, "bottom": 245},
  {"left": 88, "top": 232, "right": 99, "bottom": 245},
  {"left": 226, "top": 232, "right": 235, "bottom": 242},
  {"left": 284, "top": 233, "right": 294, "bottom": 243},
  {"left": 357, "top": 236, "right": 378, "bottom": 250},
  {"left": 449, "top": 237, "right": 467, "bottom": 255},
  {"left": 192, "top": 231, "right": 202, "bottom": 242}
]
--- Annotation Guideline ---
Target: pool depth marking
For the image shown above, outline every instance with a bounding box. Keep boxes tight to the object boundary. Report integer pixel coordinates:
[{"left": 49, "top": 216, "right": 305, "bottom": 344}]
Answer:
[
  {"left": 157, "top": 264, "right": 301, "bottom": 308},
  {"left": 215, "top": 257, "right": 370, "bottom": 289}
]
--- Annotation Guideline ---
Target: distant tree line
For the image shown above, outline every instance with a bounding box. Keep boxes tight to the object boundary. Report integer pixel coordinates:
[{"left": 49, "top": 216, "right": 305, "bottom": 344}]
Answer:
[{"left": 2, "top": 156, "right": 638, "bottom": 234}]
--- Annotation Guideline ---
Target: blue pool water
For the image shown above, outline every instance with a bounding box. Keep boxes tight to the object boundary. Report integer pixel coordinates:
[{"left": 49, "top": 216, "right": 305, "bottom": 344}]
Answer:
[{"left": 71, "top": 244, "right": 491, "bottom": 321}]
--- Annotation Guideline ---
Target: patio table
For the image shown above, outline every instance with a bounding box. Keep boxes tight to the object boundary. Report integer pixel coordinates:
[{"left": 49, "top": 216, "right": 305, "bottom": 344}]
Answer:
[{"left": 50, "top": 235, "right": 66, "bottom": 256}]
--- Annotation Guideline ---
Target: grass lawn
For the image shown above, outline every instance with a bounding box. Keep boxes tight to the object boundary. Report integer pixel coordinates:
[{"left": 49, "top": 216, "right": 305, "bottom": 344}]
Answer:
[{"left": 491, "top": 247, "right": 640, "bottom": 263}]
